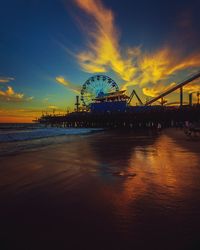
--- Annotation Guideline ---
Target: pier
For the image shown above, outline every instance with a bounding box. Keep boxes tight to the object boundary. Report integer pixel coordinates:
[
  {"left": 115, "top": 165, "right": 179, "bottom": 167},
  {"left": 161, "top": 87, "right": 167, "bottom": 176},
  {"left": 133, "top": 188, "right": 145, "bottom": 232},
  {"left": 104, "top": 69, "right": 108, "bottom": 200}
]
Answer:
[
  {"left": 38, "top": 105, "right": 200, "bottom": 129},
  {"left": 37, "top": 72, "right": 200, "bottom": 128}
]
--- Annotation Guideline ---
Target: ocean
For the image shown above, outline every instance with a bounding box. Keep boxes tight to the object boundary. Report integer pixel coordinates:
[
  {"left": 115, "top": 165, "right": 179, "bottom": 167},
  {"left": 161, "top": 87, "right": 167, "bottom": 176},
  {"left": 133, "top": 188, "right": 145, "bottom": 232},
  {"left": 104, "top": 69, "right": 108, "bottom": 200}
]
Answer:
[{"left": 0, "top": 123, "right": 102, "bottom": 156}]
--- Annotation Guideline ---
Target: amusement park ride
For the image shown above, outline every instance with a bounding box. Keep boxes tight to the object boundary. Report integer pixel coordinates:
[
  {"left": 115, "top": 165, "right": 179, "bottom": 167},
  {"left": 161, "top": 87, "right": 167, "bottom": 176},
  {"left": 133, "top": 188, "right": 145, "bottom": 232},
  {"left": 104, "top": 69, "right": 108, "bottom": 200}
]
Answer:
[
  {"left": 37, "top": 71, "right": 200, "bottom": 127},
  {"left": 77, "top": 75, "right": 141, "bottom": 112},
  {"left": 75, "top": 71, "right": 200, "bottom": 112}
]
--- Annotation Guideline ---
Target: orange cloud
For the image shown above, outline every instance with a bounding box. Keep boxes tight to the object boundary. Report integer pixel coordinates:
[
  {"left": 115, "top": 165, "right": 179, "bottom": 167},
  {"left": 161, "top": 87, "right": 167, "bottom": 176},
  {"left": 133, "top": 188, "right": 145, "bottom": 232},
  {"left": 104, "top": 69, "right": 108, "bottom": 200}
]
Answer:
[
  {"left": 183, "top": 83, "right": 200, "bottom": 93},
  {"left": 122, "top": 48, "right": 200, "bottom": 91},
  {"left": 167, "top": 53, "right": 200, "bottom": 75},
  {"left": 73, "top": 0, "right": 200, "bottom": 94},
  {"left": 142, "top": 82, "right": 176, "bottom": 98},
  {"left": 0, "top": 86, "right": 33, "bottom": 102},
  {"left": 74, "top": 0, "right": 137, "bottom": 82},
  {"left": 142, "top": 87, "right": 162, "bottom": 98},
  {"left": 0, "top": 86, "right": 24, "bottom": 101},
  {"left": 142, "top": 81, "right": 200, "bottom": 100},
  {"left": 137, "top": 48, "right": 172, "bottom": 86},
  {"left": 56, "top": 76, "right": 80, "bottom": 94}
]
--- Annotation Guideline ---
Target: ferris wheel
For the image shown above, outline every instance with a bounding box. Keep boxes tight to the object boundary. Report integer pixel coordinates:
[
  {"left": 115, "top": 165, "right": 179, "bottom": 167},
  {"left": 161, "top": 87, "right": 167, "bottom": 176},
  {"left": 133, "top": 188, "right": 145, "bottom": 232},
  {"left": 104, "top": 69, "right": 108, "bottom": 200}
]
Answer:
[{"left": 80, "top": 75, "right": 119, "bottom": 107}]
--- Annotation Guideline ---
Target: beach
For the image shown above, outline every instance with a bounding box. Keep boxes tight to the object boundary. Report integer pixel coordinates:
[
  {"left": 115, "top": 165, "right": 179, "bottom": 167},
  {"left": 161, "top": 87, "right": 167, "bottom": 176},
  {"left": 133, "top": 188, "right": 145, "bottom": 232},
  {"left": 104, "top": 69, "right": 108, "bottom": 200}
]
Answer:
[{"left": 0, "top": 128, "right": 200, "bottom": 249}]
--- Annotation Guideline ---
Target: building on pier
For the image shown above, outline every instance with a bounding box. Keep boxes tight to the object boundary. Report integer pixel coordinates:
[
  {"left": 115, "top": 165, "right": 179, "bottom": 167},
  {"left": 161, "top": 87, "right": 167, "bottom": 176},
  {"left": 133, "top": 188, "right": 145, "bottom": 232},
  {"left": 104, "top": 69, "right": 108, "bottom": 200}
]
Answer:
[{"left": 90, "top": 90, "right": 129, "bottom": 113}]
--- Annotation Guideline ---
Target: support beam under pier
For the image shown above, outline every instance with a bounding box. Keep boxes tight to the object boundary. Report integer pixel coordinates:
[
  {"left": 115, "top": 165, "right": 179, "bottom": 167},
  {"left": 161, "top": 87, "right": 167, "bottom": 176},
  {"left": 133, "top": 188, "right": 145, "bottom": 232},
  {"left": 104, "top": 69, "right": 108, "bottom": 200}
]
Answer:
[{"left": 180, "top": 87, "right": 183, "bottom": 107}]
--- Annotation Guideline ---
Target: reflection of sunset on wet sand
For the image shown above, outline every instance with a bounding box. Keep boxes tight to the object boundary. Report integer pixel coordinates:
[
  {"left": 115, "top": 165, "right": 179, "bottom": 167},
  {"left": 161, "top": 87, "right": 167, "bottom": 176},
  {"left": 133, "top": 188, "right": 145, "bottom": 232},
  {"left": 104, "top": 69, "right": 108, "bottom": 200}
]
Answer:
[
  {"left": 88, "top": 131, "right": 200, "bottom": 229},
  {"left": 1, "top": 130, "right": 200, "bottom": 249}
]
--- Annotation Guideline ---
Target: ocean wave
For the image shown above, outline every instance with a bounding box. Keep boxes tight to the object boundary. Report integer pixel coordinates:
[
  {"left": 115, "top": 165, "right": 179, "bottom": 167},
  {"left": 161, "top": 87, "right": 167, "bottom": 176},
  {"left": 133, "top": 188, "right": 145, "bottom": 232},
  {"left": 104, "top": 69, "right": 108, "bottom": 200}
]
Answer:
[{"left": 0, "top": 128, "right": 102, "bottom": 142}]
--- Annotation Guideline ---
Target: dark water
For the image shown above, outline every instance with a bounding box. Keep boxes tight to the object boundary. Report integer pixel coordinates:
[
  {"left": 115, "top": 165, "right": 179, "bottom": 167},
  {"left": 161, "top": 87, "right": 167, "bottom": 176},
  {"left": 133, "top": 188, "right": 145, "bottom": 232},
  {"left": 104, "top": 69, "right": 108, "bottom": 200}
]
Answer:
[{"left": 0, "top": 129, "right": 200, "bottom": 250}]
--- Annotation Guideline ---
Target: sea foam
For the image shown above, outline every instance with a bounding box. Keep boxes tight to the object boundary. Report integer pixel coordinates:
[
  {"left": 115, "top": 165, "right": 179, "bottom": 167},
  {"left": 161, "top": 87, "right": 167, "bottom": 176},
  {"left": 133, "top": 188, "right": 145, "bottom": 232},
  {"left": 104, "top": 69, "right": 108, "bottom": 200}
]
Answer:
[{"left": 0, "top": 127, "right": 102, "bottom": 142}]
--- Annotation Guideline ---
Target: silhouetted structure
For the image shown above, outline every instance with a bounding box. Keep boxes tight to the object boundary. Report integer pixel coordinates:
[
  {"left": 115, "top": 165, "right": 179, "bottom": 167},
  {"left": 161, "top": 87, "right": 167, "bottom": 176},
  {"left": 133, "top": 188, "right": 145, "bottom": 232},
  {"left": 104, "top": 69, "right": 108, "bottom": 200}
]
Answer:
[
  {"left": 38, "top": 105, "right": 200, "bottom": 128},
  {"left": 145, "top": 71, "right": 200, "bottom": 106},
  {"left": 37, "top": 71, "right": 200, "bottom": 128}
]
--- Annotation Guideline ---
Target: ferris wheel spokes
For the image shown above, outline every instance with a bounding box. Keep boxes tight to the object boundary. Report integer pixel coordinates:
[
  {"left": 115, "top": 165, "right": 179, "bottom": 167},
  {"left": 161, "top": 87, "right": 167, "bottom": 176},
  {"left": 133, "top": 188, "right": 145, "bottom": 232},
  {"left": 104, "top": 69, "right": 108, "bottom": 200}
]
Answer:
[{"left": 80, "top": 75, "right": 119, "bottom": 107}]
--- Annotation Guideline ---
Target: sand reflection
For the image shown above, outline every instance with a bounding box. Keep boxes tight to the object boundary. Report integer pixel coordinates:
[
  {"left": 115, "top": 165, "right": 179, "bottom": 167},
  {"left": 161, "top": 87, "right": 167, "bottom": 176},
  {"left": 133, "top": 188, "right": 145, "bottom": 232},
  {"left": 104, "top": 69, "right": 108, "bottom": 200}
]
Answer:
[{"left": 90, "top": 130, "right": 200, "bottom": 225}]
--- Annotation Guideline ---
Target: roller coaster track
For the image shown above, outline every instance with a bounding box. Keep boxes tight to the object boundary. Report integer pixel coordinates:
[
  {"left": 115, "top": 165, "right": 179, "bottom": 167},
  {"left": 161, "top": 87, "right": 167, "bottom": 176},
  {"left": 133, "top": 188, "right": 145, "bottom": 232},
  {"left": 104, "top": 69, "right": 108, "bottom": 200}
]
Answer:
[{"left": 145, "top": 71, "right": 200, "bottom": 106}]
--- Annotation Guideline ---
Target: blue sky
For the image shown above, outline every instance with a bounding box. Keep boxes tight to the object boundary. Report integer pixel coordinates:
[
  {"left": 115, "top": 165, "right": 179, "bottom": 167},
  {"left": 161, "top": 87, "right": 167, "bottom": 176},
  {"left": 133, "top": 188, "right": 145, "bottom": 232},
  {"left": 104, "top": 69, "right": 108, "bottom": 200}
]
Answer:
[{"left": 0, "top": 0, "right": 200, "bottom": 122}]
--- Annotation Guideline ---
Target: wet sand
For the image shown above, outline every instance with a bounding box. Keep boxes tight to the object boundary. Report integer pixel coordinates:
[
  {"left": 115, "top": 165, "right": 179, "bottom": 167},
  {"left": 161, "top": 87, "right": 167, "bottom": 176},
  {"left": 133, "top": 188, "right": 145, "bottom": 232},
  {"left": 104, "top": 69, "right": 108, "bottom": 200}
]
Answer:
[{"left": 1, "top": 129, "right": 200, "bottom": 250}]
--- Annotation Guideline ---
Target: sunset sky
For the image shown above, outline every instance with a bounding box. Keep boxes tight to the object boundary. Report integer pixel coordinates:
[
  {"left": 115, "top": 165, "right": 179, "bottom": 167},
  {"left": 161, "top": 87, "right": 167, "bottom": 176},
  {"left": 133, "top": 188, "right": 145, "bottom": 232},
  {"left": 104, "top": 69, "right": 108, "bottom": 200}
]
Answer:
[{"left": 0, "top": 0, "right": 200, "bottom": 122}]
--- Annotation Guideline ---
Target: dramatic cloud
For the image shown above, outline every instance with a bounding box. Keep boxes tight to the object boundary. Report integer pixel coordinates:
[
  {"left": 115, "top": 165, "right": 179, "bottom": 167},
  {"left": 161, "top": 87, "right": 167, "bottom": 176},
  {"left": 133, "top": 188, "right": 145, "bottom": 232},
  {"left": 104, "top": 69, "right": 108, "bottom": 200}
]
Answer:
[
  {"left": 0, "top": 86, "right": 24, "bottom": 101},
  {"left": 74, "top": 0, "right": 137, "bottom": 82},
  {"left": 0, "top": 77, "right": 33, "bottom": 102},
  {"left": 183, "top": 83, "right": 200, "bottom": 93},
  {"left": 56, "top": 76, "right": 80, "bottom": 94},
  {"left": 74, "top": 0, "right": 200, "bottom": 94},
  {"left": 0, "top": 86, "right": 33, "bottom": 102},
  {"left": 142, "top": 83, "right": 200, "bottom": 105},
  {"left": 123, "top": 48, "right": 200, "bottom": 89},
  {"left": 142, "top": 82, "right": 176, "bottom": 98},
  {"left": 142, "top": 80, "right": 200, "bottom": 99}
]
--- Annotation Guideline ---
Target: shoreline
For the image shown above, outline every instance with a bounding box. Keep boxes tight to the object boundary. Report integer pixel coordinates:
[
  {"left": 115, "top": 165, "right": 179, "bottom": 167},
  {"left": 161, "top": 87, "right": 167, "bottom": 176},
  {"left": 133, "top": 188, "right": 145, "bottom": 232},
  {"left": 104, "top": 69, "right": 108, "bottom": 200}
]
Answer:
[
  {"left": 1, "top": 127, "right": 199, "bottom": 157},
  {"left": 0, "top": 128, "right": 200, "bottom": 249}
]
